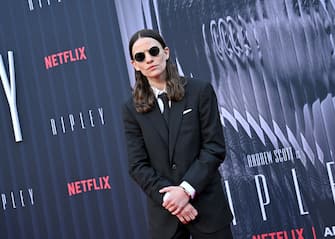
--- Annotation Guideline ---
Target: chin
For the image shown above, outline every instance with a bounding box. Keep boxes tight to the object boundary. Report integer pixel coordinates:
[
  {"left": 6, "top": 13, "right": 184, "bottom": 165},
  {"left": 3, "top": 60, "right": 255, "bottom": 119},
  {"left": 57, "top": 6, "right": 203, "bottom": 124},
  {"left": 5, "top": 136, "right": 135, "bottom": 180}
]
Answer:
[{"left": 147, "top": 72, "right": 164, "bottom": 80}]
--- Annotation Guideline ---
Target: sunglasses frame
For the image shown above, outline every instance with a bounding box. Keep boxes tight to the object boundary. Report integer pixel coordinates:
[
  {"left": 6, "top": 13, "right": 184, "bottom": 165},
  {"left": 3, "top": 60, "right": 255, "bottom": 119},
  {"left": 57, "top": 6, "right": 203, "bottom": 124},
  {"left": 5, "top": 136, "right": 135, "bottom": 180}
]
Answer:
[{"left": 134, "top": 46, "right": 160, "bottom": 62}]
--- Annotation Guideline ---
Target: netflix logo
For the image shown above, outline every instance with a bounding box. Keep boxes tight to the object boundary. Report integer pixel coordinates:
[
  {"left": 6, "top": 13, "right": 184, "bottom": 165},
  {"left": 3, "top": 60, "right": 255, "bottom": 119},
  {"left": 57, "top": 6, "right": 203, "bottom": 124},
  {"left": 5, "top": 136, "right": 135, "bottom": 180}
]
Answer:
[
  {"left": 44, "top": 46, "right": 87, "bottom": 70},
  {"left": 252, "top": 226, "right": 317, "bottom": 239},
  {"left": 67, "top": 176, "right": 111, "bottom": 196}
]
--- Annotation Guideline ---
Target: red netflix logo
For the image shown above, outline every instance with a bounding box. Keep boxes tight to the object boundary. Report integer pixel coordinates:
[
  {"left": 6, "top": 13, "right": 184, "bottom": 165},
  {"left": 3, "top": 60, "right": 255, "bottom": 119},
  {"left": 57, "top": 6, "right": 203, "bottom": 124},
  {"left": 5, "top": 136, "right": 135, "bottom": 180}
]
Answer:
[
  {"left": 252, "top": 227, "right": 317, "bottom": 239},
  {"left": 67, "top": 176, "right": 111, "bottom": 196},
  {"left": 44, "top": 46, "right": 87, "bottom": 70}
]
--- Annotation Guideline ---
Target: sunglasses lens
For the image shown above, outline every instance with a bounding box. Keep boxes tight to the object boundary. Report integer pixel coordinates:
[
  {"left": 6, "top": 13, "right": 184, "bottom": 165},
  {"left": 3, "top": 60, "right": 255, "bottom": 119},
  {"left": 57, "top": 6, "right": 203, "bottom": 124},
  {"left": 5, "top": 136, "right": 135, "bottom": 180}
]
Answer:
[
  {"left": 134, "top": 52, "right": 145, "bottom": 62},
  {"left": 134, "top": 46, "right": 160, "bottom": 62},
  {"left": 149, "top": 46, "right": 160, "bottom": 56}
]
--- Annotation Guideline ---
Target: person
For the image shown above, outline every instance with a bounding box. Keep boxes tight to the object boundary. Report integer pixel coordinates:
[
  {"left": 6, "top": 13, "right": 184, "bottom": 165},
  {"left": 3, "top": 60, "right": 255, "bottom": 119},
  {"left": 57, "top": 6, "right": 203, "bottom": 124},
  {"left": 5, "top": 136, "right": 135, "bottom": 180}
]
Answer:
[{"left": 122, "top": 29, "right": 233, "bottom": 239}]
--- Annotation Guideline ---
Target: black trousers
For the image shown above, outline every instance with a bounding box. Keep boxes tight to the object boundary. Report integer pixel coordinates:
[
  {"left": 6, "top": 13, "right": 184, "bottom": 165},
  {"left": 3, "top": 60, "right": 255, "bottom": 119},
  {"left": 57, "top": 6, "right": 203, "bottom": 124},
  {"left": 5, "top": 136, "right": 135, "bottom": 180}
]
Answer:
[{"left": 171, "top": 222, "right": 233, "bottom": 239}]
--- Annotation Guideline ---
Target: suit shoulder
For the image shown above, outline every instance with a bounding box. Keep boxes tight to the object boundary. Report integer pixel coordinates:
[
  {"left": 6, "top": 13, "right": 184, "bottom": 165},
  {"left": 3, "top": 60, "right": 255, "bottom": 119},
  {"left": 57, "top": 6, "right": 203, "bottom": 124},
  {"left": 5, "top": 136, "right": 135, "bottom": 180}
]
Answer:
[
  {"left": 185, "top": 78, "right": 212, "bottom": 92},
  {"left": 122, "top": 96, "right": 135, "bottom": 113},
  {"left": 123, "top": 95, "right": 133, "bottom": 106}
]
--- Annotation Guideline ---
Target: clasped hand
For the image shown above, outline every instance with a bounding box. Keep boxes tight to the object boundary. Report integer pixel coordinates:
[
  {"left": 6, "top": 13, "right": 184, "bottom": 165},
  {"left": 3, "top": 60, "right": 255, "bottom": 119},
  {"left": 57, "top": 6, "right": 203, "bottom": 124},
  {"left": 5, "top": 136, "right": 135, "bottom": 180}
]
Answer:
[{"left": 159, "top": 186, "right": 198, "bottom": 224}]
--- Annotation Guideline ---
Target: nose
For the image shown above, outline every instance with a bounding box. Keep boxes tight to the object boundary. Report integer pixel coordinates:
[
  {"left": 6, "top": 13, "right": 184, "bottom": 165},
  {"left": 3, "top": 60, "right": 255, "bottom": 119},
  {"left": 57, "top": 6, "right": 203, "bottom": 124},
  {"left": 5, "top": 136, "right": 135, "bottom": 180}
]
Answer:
[{"left": 145, "top": 52, "right": 154, "bottom": 63}]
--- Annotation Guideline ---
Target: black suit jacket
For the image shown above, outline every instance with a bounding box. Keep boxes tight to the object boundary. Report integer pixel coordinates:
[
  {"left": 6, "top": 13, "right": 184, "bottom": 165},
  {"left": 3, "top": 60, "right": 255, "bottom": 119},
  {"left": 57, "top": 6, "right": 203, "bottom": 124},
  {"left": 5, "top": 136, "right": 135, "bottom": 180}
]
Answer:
[{"left": 123, "top": 79, "right": 233, "bottom": 238}]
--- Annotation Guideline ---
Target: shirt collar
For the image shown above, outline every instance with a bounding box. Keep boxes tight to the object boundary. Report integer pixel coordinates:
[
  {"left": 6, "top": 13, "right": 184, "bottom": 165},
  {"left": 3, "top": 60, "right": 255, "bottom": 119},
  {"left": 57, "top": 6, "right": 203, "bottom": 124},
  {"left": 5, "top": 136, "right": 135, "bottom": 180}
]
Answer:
[{"left": 151, "top": 85, "right": 167, "bottom": 99}]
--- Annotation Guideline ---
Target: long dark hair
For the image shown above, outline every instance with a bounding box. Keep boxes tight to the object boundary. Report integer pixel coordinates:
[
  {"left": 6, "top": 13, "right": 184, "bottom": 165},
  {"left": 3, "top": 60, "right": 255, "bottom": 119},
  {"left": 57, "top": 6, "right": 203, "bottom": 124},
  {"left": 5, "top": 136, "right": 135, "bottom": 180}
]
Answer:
[{"left": 129, "top": 29, "right": 185, "bottom": 113}]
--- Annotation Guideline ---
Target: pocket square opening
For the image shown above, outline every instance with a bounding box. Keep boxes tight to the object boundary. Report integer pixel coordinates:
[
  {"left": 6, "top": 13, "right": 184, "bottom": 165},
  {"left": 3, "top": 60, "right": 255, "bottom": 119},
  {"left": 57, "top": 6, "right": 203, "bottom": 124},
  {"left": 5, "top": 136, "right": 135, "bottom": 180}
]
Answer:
[{"left": 183, "top": 109, "right": 192, "bottom": 115}]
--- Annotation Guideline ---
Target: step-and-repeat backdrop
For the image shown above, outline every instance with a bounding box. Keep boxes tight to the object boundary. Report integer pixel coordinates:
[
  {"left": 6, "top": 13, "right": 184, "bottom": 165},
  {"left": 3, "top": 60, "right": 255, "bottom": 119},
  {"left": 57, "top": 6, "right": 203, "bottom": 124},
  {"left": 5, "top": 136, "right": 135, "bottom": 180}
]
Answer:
[{"left": 1, "top": 0, "right": 334, "bottom": 238}]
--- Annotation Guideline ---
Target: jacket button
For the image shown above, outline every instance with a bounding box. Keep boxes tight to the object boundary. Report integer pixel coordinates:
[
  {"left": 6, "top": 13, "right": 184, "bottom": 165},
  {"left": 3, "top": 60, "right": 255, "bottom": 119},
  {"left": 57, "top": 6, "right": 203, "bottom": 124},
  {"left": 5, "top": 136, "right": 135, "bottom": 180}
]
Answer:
[{"left": 171, "top": 164, "right": 177, "bottom": 170}]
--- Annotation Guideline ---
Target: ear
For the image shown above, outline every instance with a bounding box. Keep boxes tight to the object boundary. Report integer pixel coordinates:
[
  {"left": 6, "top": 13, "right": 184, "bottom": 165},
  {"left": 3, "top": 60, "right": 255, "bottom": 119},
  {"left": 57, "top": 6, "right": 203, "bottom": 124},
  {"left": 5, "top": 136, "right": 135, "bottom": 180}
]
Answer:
[
  {"left": 163, "top": 47, "right": 170, "bottom": 61},
  {"left": 131, "top": 60, "right": 140, "bottom": 71}
]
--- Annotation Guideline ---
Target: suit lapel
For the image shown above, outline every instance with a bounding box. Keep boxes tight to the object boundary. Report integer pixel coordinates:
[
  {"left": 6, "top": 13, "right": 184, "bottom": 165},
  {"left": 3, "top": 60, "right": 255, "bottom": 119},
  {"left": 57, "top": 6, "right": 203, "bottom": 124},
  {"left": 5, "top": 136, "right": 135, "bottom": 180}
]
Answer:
[
  {"left": 143, "top": 101, "right": 169, "bottom": 146},
  {"left": 168, "top": 97, "right": 186, "bottom": 162},
  {"left": 142, "top": 95, "right": 186, "bottom": 160}
]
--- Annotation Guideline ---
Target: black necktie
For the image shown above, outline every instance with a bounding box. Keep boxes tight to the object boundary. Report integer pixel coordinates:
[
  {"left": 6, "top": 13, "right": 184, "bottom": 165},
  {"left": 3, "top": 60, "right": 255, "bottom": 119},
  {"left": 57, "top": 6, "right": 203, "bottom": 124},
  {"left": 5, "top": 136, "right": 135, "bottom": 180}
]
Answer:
[{"left": 158, "top": 93, "right": 170, "bottom": 123}]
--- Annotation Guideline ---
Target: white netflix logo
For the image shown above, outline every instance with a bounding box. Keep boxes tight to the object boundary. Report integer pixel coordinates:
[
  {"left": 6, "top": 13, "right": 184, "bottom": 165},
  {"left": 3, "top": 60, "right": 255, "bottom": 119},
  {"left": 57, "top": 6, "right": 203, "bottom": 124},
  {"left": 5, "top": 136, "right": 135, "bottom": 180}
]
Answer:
[{"left": 0, "top": 51, "right": 23, "bottom": 142}]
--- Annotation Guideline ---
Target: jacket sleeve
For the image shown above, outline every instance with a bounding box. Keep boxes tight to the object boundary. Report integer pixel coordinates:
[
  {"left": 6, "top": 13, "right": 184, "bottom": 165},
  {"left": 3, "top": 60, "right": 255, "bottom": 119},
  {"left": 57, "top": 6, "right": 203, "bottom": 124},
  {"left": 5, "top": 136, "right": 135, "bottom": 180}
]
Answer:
[
  {"left": 181, "top": 82, "right": 226, "bottom": 194},
  {"left": 122, "top": 103, "right": 172, "bottom": 205}
]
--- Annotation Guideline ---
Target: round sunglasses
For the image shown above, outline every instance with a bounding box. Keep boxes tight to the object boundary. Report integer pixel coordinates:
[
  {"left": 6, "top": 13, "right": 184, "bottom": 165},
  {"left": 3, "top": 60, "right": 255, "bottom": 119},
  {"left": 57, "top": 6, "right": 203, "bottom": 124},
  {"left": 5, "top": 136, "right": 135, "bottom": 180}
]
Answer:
[{"left": 134, "top": 46, "right": 160, "bottom": 62}]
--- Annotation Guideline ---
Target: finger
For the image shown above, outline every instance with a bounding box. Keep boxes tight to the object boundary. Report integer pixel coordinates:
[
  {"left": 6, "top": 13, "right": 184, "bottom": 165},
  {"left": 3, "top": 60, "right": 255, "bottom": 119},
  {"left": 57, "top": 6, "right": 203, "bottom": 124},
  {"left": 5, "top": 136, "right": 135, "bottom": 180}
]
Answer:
[
  {"left": 171, "top": 207, "right": 182, "bottom": 215},
  {"left": 181, "top": 216, "right": 189, "bottom": 224},
  {"left": 167, "top": 204, "right": 177, "bottom": 212},
  {"left": 177, "top": 215, "right": 186, "bottom": 224},
  {"left": 183, "top": 215, "right": 192, "bottom": 223},
  {"left": 163, "top": 201, "right": 174, "bottom": 209},
  {"left": 186, "top": 207, "right": 197, "bottom": 220},
  {"left": 180, "top": 209, "right": 194, "bottom": 220},
  {"left": 162, "top": 201, "right": 169, "bottom": 208},
  {"left": 163, "top": 204, "right": 173, "bottom": 210},
  {"left": 189, "top": 213, "right": 196, "bottom": 220},
  {"left": 159, "top": 187, "right": 172, "bottom": 193},
  {"left": 162, "top": 197, "right": 174, "bottom": 208}
]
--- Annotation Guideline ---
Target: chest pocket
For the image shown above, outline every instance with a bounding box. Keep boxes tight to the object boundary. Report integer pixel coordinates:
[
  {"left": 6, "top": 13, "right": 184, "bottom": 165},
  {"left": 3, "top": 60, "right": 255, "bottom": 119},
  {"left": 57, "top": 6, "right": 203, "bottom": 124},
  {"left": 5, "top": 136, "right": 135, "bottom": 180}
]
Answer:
[{"left": 180, "top": 109, "right": 199, "bottom": 133}]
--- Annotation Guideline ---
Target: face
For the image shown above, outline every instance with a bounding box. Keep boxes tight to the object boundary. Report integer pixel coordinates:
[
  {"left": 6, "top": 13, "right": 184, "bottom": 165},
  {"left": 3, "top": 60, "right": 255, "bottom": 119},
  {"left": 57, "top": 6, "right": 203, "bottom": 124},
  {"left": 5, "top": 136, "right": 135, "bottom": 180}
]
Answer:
[{"left": 131, "top": 37, "right": 170, "bottom": 82}]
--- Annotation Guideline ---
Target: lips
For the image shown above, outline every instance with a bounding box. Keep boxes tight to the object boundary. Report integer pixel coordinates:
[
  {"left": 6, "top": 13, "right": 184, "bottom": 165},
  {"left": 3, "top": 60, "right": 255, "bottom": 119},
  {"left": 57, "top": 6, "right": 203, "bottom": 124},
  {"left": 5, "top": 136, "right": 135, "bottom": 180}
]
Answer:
[{"left": 147, "top": 65, "right": 157, "bottom": 71}]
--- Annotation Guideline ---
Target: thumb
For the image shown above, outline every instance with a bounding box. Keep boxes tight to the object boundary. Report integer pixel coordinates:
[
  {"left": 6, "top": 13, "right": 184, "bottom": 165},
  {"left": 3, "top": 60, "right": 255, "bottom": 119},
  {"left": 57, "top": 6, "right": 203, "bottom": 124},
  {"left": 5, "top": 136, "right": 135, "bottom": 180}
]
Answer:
[{"left": 159, "top": 186, "right": 172, "bottom": 193}]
